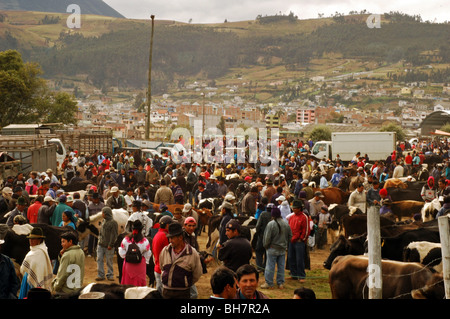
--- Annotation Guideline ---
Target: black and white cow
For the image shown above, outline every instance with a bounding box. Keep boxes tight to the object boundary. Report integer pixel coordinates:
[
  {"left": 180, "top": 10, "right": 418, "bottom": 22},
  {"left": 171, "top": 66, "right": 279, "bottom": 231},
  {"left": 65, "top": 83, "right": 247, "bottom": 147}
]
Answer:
[{"left": 403, "top": 241, "right": 442, "bottom": 273}]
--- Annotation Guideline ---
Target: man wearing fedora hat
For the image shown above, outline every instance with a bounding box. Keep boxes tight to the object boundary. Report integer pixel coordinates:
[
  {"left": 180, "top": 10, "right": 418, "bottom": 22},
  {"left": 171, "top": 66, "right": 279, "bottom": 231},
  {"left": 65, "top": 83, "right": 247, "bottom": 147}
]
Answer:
[
  {"left": 105, "top": 186, "right": 126, "bottom": 210},
  {"left": 159, "top": 222, "right": 203, "bottom": 299},
  {"left": 19, "top": 227, "right": 53, "bottom": 298},
  {"left": 6, "top": 196, "right": 28, "bottom": 227},
  {"left": 309, "top": 191, "right": 325, "bottom": 218}
]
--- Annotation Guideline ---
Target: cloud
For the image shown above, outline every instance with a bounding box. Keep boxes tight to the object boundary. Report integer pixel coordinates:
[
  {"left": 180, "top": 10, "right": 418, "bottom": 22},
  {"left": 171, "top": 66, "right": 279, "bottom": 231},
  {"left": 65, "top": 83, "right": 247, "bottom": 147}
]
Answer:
[{"left": 103, "top": 0, "right": 449, "bottom": 23}]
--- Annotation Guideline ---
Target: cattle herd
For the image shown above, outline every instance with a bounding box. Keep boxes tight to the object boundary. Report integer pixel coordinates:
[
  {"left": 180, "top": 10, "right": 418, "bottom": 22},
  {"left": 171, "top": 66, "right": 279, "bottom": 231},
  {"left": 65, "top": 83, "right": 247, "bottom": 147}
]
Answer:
[{"left": 1, "top": 138, "right": 450, "bottom": 300}]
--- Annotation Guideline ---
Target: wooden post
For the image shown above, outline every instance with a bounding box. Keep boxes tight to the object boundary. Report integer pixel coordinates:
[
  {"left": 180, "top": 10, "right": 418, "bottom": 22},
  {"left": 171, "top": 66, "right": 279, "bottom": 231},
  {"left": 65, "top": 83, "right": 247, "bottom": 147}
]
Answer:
[
  {"left": 145, "top": 15, "right": 155, "bottom": 140},
  {"left": 438, "top": 215, "right": 450, "bottom": 299},
  {"left": 367, "top": 205, "right": 382, "bottom": 299}
]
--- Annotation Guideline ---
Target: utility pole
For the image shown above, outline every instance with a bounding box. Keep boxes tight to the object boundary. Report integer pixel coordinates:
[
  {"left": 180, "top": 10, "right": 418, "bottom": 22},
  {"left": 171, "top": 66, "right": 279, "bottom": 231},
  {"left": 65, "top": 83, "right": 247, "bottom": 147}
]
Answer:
[
  {"left": 438, "top": 215, "right": 450, "bottom": 299},
  {"left": 145, "top": 15, "right": 155, "bottom": 140},
  {"left": 367, "top": 205, "right": 382, "bottom": 299}
]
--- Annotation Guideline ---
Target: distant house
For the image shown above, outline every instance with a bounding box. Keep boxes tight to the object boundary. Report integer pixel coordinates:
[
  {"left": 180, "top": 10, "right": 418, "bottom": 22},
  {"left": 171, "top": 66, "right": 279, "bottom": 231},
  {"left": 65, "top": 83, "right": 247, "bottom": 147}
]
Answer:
[{"left": 401, "top": 87, "right": 412, "bottom": 95}]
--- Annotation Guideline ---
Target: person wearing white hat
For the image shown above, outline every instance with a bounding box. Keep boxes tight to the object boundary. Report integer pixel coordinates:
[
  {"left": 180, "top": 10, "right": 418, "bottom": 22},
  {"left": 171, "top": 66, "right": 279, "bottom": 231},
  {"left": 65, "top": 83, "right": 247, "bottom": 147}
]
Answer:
[
  {"left": 105, "top": 186, "right": 126, "bottom": 210},
  {"left": 0, "top": 187, "right": 14, "bottom": 216},
  {"left": 276, "top": 195, "right": 291, "bottom": 221}
]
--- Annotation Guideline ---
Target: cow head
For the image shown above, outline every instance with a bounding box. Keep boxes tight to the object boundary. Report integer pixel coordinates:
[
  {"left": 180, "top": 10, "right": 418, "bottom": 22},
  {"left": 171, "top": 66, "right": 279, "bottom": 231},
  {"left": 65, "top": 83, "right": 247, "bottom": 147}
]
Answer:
[
  {"left": 323, "top": 235, "right": 351, "bottom": 270},
  {"left": 411, "top": 273, "right": 445, "bottom": 299}
]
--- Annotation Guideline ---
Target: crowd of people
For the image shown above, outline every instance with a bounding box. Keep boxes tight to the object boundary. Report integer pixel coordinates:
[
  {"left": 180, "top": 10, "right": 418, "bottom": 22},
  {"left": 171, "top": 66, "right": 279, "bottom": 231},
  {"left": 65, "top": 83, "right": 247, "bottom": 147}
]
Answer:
[{"left": 1, "top": 135, "right": 449, "bottom": 299}]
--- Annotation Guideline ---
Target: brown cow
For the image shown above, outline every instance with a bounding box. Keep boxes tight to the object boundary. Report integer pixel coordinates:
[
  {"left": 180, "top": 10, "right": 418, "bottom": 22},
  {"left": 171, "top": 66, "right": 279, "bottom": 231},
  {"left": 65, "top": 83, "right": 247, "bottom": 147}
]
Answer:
[
  {"left": 195, "top": 208, "right": 213, "bottom": 233},
  {"left": 151, "top": 202, "right": 184, "bottom": 213},
  {"left": 329, "top": 255, "right": 434, "bottom": 299},
  {"left": 383, "top": 178, "right": 407, "bottom": 189},
  {"left": 390, "top": 200, "right": 424, "bottom": 221},
  {"left": 341, "top": 214, "right": 396, "bottom": 238},
  {"left": 411, "top": 273, "right": 445, "bottom": 299},
  {"left": 312, "top": 187, "right": 350, "bottom": 206}
]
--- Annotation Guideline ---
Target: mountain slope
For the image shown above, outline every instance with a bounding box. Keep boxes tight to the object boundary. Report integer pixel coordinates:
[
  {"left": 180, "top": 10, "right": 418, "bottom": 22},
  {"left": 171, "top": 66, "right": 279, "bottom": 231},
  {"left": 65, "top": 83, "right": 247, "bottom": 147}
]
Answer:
[{"left": 0, "top": 0, "right": 124, "bottom": 18}]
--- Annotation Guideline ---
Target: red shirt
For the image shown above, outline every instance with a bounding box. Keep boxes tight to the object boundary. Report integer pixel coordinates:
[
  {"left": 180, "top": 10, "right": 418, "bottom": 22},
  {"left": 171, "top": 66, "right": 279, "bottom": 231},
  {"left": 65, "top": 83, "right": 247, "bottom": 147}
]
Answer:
[
  {"left": 27, "top": 201, "right": 42, "bottom": 224},
  {"left": 405, "top": 154, "right": 412, "bottom": 165},
  {"left": 289, "top": 211, "right": 309, "bottom": 243},
  {"left": 152, "top": 228, "right": 169, "bottom": 274}
]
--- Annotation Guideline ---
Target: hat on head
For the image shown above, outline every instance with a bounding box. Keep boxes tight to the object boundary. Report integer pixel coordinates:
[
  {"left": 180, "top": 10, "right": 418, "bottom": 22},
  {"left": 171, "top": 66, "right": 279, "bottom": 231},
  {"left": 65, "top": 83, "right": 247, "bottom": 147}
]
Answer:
[
  {"left": 142, "top": 200, "right": 152, "bottom": 208},
  {"left": 271, "top": 207, "right": 281, "bottom": 218},
  {"left": 299, "top": 191, "right": 307, "bottom": 199},
  {"left": 226, "top": 219, "right": 241, "bottom": 232},
  {"left": 44, "top": 196, "right": 55, "bottom": 202},
  {"left": 166, "top": 222, "right": 183, "bottom": 238},
  {"left": 379, "top": 188, "right": 388, "bottom": 197},
  {"left": 266, "top": 179, "right": 273, "bottom": 185},
  {"left": 182, "top": 203, "right": 192, "bottom": 213},
  {"left": 244, "top": 176, "right": 252, "bottom": 182},
  {"left": 159, "top": 215, "right": 173, "bottom": 227},
  {"left": 66, "top": 195, "right": 73, "bottom": 203},
  {"left": 159, "top": 203, "right": 168, "bottom": 212},
  {"left": 276, "top": 195, "right": 286, "bottom": 202},
  {"left": 184, "top": 217, "right": 197, "bottom": 225},
  {"left": 302, "top": 179, "right": 309, "bottom": 184},
  {"left": 110, "top": 186, "right": 119, "bottom": 193},
  {"left": 224, "top": 194, "right": 235, "bottom": 202},
  {"left": 2, "top": 187, "right": 13, "bottom": 194},
  {"left": 27, "top": 227, "right": 46, "bottom": 239},
  {"left": 292, "top": 199, "right": 303, "bottom": 209},
  {"left": 220, "top": 201, "right": 234, "bottom": 211},
  {"left": 314, "top": 191, "right": 324, "bottom": 198}
]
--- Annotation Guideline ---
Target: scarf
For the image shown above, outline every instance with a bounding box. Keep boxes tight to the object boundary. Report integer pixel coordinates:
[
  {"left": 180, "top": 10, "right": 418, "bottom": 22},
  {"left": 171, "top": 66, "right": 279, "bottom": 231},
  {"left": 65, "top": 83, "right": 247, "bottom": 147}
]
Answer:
[{"left": 20, "top": 242, "right": 53, "bottom": 290}]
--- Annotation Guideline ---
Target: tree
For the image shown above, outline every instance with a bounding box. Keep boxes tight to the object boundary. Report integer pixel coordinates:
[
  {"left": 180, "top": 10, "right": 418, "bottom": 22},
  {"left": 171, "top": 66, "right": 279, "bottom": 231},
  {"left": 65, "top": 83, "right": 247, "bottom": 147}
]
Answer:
[
  {"left": 309, "top": 125, "right": 332, "bottom": 142},
  {"left": 216, "top": 116, "right": 226, "bottom": 134},
  {"left": 0, "top": 50, "right": 78, "bottom": 127},
  {"left": 379, "top": 123, "right": 405, "bottom": 141}
]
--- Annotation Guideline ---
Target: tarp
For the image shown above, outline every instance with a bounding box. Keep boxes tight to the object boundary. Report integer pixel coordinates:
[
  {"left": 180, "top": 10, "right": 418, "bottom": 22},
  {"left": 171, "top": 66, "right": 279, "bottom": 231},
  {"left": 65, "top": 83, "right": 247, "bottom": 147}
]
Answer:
[{"left": 431, "top": 129, "right": 450, "bottom": 136}]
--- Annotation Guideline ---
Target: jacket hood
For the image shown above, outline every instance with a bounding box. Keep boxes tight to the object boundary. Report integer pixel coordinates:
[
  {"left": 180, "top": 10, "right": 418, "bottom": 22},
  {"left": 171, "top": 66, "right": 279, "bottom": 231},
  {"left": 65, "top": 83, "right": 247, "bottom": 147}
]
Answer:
[
  {"left": 427, "top": 176, "right": 435, "bottom": 188},
  {"left": 102, "top": 207, "right": 113, "bottom": 220}
]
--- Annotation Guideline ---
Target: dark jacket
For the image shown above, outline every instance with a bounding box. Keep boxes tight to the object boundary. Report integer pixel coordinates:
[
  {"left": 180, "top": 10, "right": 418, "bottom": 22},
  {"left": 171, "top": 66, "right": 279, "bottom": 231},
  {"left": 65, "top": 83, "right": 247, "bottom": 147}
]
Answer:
[
  {"left": 218, "top": 235, "right": 253, "bottom": 272},
  {"left": 0, "top": 253, "right": 19, "bottom": 299},
  {"left": 98, "top": 207, "right": 118, "bottom": 248}
]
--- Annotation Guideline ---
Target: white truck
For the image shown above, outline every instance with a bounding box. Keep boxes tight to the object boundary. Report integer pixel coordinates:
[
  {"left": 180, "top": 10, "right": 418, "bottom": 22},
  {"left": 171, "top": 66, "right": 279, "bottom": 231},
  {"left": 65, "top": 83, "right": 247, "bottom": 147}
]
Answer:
[{"left": 311, "top": 131, "right": 396, "bottom": 162}]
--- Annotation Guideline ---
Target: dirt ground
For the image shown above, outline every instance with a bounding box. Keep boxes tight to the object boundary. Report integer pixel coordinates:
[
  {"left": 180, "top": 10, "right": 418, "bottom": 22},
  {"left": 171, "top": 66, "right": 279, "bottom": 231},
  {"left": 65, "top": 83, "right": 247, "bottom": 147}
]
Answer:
[{"left": 84, "top": 231, "right": 332, "bottom": 299}]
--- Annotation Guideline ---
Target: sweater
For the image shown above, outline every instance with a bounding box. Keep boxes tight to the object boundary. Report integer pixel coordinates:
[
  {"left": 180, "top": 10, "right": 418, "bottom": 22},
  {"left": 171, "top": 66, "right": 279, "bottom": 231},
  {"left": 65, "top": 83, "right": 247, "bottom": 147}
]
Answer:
[
  {"left": 52, "top": 245, "right": 85, "bottom": 293},
  {"left": 263, "top": 218, "right": 292, "bottom": 252}
]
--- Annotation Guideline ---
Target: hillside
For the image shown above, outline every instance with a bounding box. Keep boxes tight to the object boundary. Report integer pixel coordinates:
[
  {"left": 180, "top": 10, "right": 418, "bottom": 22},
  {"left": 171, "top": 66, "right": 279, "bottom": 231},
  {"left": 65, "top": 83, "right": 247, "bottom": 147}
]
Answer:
[
  {"left": 0, "top": 10, "right": 449, "bottom": 101},
  {"left": 0, "top": 0, "right": 124, "bottom": 18}
]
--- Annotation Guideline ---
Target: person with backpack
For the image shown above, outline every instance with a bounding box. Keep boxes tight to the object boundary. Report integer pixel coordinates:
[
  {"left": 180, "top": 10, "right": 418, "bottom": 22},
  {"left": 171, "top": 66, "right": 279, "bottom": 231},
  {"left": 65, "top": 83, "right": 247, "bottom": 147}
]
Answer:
[{"left": 118, "top": 220, "right": 152, "bottom": 286}]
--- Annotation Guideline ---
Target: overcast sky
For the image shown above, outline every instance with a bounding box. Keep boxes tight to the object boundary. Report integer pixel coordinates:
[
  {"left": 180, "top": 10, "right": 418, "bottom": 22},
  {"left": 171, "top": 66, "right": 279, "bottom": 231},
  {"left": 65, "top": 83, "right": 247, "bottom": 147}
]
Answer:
[{"left": 103, "top": 0, "right": 449, "bottom": 23}]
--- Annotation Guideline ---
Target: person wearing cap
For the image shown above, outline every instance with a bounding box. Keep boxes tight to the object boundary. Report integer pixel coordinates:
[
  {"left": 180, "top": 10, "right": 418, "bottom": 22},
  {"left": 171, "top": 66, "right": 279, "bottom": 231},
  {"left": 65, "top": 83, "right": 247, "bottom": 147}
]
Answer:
[
  {"left": 316, "top": 205, "right": 331, "bottom": 250},
  {"left": 348, "top": 183, "right": 367, "bottom": 213},
  {"left": 118, "top": 220, "right": 152, "bottom": 287},
  {"left": 159, "top": 222, "right": 203, "bottom": 299},
  {"left": 182, "top": 203, "right": 199, "bottom": 229},
  {"left": 288, "top": 199, "right": 310, "bottom": 283},
  {"left": 261, "top": 207, "right": 292, "bottom": 289},
  {"left": 218, "top": 219, "right": 253, "bottom": 273},
  {"left": 152, "top": 215, "right": 173, "bottom": 294},
  {"left": 276, "top": 195, "right": 291, "bottom": 221},
  {"left": 0, "top": 238, "right": 20, "bottom": 299},
  {"left": 6, "top": 196, "right": 28, "bottom": 227},
  {"left": 105, "top": 186, "right": 126, "bottom": 210},
  {"left": 52, "top": 231, "right": 85, "bottom": 293},
  {"left": 37, "top": 196, "right": 56, "bottom": 224},
  {"left": 19, "top": 227, "right": 53, "bottom": 298},
  {"left": 308, "top": 191, "right": 325, "bottom": 218},
  {"left": 50, "top": 194, "right": 75, "bottom": 227},
  {"left": 95, "top": 206, "right": 118, "bottom": 282}
]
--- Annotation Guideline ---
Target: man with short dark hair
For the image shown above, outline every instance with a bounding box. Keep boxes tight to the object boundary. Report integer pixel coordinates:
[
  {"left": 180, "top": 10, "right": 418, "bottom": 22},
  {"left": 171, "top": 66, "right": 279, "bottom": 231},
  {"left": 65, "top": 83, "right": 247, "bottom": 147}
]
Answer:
[
  {"left": 235, "top": 264, "right": 269, "bottom": 299},
  {"left": 241, "top": 186, "right": 258, "bottom": 217},
  {"left": 52, "top": 232, "right": 85, "bottom": 293},
  {"left": 288, "top": 199, "right": 310, "bottom": 283},
  {"left": 210, "top": 266, "right": 238, "bottom": 299}
]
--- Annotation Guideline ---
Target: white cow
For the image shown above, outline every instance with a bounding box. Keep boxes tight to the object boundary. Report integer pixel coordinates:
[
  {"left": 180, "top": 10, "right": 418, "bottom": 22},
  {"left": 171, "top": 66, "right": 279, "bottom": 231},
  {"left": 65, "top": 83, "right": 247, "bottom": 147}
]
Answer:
[{"left": 88, "top": 208, "right": 130, "bottom": 235}]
